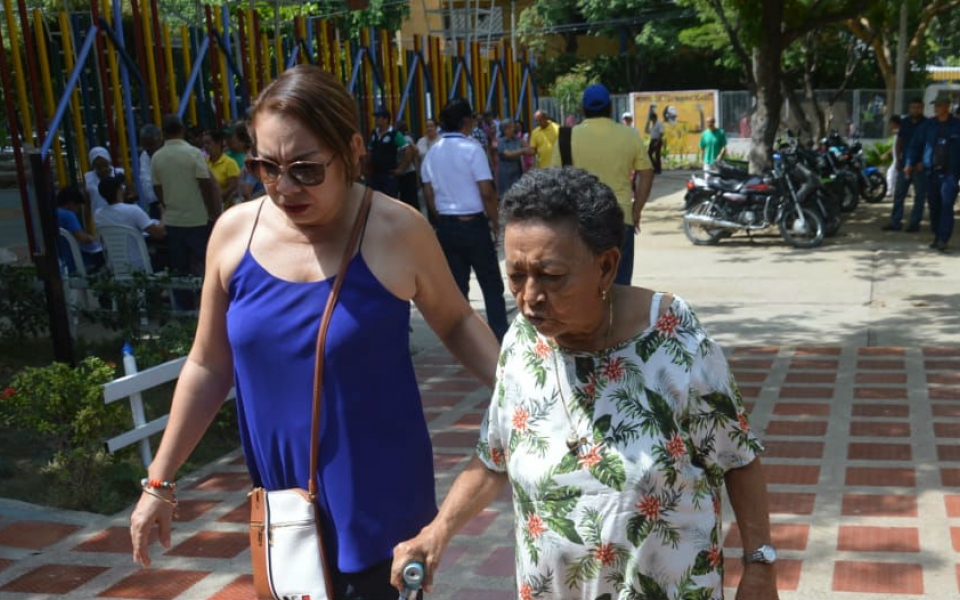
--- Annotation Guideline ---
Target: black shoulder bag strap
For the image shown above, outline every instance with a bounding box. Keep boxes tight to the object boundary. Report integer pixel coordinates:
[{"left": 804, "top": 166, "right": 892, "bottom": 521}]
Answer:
[{"left": 559, "top": 126, "right": 573, "bottom": 167}]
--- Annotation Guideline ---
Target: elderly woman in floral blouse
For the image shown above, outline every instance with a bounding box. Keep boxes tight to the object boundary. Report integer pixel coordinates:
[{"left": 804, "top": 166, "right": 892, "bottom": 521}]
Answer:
[{"left": 393, "top": 167, "right": 779, "bottom": 600}]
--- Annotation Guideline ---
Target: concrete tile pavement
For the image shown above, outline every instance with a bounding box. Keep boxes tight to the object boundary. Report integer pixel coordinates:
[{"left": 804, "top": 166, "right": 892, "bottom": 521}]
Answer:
[{"left": 1, "top": 174, "right": 959, "bottom": 599}]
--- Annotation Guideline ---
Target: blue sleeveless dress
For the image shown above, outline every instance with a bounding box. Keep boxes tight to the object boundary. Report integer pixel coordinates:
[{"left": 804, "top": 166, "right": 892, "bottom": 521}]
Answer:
[{"left": 226, "top": 218, "right": 437, "bottom": 573}]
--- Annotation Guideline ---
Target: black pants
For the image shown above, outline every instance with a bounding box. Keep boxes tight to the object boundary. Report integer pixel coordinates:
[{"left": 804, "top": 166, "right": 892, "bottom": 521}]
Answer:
[
  {"left": 332, "top": 558, "right": 397, "bottom": 599},
  {"left": 397, "top": 171, "right": 420, "bottom": 210},
  {"left": 648, "top": 138, "right": 662, "bottom": 174}
]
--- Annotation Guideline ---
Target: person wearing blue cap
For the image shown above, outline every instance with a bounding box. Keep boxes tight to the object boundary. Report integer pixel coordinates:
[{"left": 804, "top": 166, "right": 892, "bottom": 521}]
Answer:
[
  {"left": 905, "top": 92, "right": 960, "bottom": 252},
  {"left": 549, "top": 83, "right": 654, "bottom": 285}
]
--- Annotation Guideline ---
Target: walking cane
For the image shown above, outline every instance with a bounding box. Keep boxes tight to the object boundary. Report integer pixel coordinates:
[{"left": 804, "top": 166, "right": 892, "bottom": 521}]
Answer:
[{"left": 398, "top": 561, "right": 425, "bottom": 600}]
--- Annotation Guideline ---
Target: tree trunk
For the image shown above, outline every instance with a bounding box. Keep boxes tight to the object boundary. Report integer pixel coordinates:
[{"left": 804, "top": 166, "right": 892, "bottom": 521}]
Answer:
[{"left": 748, "top": 1, "right": 785, "bottom": 173}]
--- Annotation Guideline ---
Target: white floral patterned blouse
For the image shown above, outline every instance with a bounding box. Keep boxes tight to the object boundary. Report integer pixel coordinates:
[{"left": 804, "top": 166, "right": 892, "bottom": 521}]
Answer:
[{"left": 476, "top": 293, "right": 762, "bottom": 600}]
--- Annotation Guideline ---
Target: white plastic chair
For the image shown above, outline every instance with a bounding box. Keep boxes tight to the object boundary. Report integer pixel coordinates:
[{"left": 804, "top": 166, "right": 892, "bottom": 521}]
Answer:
[
  {"left": 57, "top": 228, "right": 95, "bottom": 327},
  {"left": 98, "top": 224, "right": 156, "bottom": 325},
  {"left": 97, "top": 224, "right": 153, "bottom": 275}
]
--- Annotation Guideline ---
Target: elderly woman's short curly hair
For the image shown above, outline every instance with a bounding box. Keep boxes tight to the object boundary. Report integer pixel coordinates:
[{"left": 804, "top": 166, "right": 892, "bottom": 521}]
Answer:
[{"left": 501, "top": 167, "right": 624, "bottom": 255}]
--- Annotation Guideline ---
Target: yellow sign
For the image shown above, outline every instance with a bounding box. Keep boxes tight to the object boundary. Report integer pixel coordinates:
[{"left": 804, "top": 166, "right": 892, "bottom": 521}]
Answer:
[{"left": 630, "top": 90, "right": 719, "bottom": 159}]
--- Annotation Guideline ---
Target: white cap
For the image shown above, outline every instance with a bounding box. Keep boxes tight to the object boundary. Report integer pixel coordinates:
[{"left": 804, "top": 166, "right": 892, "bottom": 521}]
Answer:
[
  {"left": 621, "top": 112, "right": 633, "bottom": 120},
  {"left": 88, "top": 146, "right": 111, "bottom": 165}
]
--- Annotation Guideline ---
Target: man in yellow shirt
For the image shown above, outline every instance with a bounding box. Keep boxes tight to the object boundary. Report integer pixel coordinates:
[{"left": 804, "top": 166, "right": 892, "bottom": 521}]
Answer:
[
  {"left": 551, "top": 83, "right": 654, "bottom": 284},
  {"left": 525, "top": 110, "right": 559, "bottom": 168}
]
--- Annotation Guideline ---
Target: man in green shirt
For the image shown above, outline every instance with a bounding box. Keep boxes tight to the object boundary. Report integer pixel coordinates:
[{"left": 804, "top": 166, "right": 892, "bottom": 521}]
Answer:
[{"left": 699, "top": 116, "right": 727, "bottom": 169}]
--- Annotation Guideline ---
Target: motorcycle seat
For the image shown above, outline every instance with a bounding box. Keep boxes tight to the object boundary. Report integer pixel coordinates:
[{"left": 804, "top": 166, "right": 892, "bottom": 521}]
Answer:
[
  {"left": 706, "top": 163, "right": 751, "bottom": 180},
  {"left": 706, "top": 176, "right": 746, "bottom": 192}
]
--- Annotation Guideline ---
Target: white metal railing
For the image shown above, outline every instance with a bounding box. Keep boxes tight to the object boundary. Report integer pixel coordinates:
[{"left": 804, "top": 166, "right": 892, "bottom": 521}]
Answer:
[{"left": 103, "top": 348, "right": 234, "bottom": 468}]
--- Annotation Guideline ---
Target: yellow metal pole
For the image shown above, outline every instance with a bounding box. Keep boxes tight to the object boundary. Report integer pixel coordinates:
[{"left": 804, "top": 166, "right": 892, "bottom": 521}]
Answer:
[
  {"left": 261, "top": 31, "right": 271, "bottom": 85},
  {"left": 180, "top": 25, "right": 197, "bottom": 126},
  {"left": 4, "top": 0, "right": 33, "bottom": 145},
  {"left": 333, "top": 28, "right": 343, "bottom": 82},
  {"left": 141, "top": 0, "right": 161, "bottom": 124},
  {"left": 59, "top": 11, "right": 88, "bottom": 175},
  {"left": 32, "top": 9, "right": 66, "bottom": 186},
  {"left": 163, "top": 23, "right": 177, "bottom": 112},
  {"left": 317, "top": 19, "right": 329, "bottom": 74},
  {"left": 99, "top": 1, "right": 130, "bottom": 179}
]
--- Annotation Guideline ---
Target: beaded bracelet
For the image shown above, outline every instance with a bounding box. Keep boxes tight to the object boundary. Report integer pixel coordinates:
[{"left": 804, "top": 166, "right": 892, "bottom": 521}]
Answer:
[{"left": 141, "top": 477, "right": 177, "bottom": 491}]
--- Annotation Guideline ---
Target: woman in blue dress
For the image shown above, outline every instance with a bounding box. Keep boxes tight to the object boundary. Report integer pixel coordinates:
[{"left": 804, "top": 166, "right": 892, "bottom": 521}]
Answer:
[{"left": 129, "top": 65, "right": 501, "bottom": 598}]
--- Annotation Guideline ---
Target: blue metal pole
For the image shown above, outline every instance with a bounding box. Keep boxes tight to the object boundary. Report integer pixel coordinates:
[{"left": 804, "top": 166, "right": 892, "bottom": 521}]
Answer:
[
  {"left": 73, "top": 14, "right": 97, "bottom": 148},
  {"left": 41, "top": 25, "right": 98, "bottom": 161},
  {"left": 347, "top": 48, "right": 364, "bottom": 93},
  {"left": 285, "top": 43, "right": 300, "bottom": 70},
  {"left": 515, "top": 69, "right": 530, "bottom": 122},
  {"left": 396, "top": 53, "right": 420, "bottom": 126},
  {"left": 110, "top": 3, "right": 142, "bottom": 209},
  {"left": 485, "top": 62, "right": 500, "bottom": 114},
  {"left": 178, "top": 35, "right": 210, "bottom": 120},
  {"left": 220, "top": 5, "right": 237, "bottom": 121},
  {"left": 305, "top": 17, "right": 315, "bottom": 63}
]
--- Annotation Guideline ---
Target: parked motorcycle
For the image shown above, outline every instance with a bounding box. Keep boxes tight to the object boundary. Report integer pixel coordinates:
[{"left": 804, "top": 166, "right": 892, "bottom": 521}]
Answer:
[
  {"left": 822, "top": 131, "right": 886, "bottom": 204},
  {"left": 819, "top": 134, "right": 861, "bottom": 212},
  {"left": 682, "top": 158, "right": 824, "bottom": 248},
  {"left": 776, "top": 138, "right": 843, "bottom": 237}
]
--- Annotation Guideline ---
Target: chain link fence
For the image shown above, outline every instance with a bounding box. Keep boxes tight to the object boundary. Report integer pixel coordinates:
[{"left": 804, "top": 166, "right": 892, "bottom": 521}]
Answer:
[{"left": 536, "top": 89, "right": 924, "bottom": 140}]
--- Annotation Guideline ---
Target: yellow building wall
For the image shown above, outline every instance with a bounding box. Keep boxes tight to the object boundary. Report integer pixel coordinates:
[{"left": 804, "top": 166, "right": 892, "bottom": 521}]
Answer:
[{"left": 401, "top": 0, "right": 620, "bottom": 59}]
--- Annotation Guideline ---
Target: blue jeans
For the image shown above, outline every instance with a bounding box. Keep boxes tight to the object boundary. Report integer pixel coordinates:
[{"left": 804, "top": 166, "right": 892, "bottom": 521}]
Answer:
[
  {"left": 890, "top": 169, "right": 926, "bottom": 229},
  {"left": 928, "top": 171, "right": 959, "bottom": 244},
  {"left": 614, "top": 224, "right": 635, "bottom": 285},
  {"left": 435, "top": 214, "right": 508, "bottom": 341}
]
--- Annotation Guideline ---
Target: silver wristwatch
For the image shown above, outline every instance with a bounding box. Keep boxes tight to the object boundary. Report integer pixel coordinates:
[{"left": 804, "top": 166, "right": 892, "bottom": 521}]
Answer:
[{"left": 744, "top": 544, "right": 778, "bottom": 564}]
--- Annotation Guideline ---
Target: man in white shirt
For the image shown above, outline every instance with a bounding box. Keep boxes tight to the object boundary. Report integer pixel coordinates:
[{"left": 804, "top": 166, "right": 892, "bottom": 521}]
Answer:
[
  {"left": 138, "top": 124, "right": 163, "bottom": 218},
  {"left": 95, "top": 175, "right": 166, "bottom": 271},
  {"left": 421, "top": 97, "right": 508, "bottom": 342}
]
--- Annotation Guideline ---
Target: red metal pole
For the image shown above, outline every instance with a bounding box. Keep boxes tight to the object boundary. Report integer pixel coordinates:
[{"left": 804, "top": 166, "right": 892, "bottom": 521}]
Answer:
[
  {"left": 254, "top": 11, "right": 265, "bottom": 92},
  {"left": 89, "top": 0, "right": 119, "bottom": 155},
  {"left": 205, "top": 4, "right": 224, "bottom": 127},
  {"left": 15, "top": 0, "right": 46, "bottom": 144},
  {"left": 129, "top": 0, "right": 149, "bottom": 98},
  {"left": 237, "top": 9, "right": 250, "bottom": 105},
  {"left": 149, "top": 0, "right": 170, "bottom": 114}
]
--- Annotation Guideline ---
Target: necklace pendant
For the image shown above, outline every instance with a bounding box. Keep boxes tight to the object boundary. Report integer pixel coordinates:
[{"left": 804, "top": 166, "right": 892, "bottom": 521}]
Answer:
[{"left": 566, "top": 435, "right": 580, "bottom": 453}]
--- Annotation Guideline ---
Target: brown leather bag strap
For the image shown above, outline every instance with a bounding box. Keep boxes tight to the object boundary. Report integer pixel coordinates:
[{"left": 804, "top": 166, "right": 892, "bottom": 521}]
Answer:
[{"left": 307, "top": 187, "right": 373, "bottom": 499}]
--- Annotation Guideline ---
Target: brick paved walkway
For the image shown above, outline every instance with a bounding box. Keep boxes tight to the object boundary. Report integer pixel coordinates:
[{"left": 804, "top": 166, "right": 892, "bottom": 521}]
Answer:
[{"left": 0, "top": 344, "right": 958, "bottom": 599}]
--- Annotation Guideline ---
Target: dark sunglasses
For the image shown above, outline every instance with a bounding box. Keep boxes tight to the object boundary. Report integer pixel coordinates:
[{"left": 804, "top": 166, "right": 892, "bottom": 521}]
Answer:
[{"left": 244, "top": 155, "right": 336, "bottom": 187}]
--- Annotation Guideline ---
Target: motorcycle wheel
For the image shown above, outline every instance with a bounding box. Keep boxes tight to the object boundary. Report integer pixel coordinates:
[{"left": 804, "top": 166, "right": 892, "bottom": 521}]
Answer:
[
  {"left": 863, "top": 171, "right": 887, "bottom": 203},
  {"left": 840, "top": 178, "right": 860, "bottom": 212},
  {"left": 779, "top": 206, "right": 825, "bottom": 248},
  {"left": 813, "top": 191, "right": 842, "bottom": 237},
  {"left": 683, "top": 201, "right": 726, "bottom": 245}
]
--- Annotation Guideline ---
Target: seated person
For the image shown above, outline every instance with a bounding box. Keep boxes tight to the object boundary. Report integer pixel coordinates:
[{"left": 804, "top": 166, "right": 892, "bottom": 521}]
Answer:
[
  {"left": 57, "top": 184, "right": 104, "bottom": 274},
  {"left": 95, "top": 175, "right": 166, "bottom": 272}
]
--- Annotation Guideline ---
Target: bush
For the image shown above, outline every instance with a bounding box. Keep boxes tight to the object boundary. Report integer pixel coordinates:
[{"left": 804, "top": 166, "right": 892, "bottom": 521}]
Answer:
[
  {"left": 0, "top": 265, "right": 49, "bottom": 342},
  {"left": 80, "top": 270, "right": 179, "bottom": 341},
  {"left": 0, "top": 357, "right": 132, "bottom": 511}
]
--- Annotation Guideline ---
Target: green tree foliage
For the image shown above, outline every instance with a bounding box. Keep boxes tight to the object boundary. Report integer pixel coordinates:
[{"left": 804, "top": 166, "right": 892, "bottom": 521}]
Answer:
[
  {"left": 845, "top": 0, "right": 960, "bottom": 117},
  {"left": 679, "top": 0, "right": 867, "bottom": 170}
]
